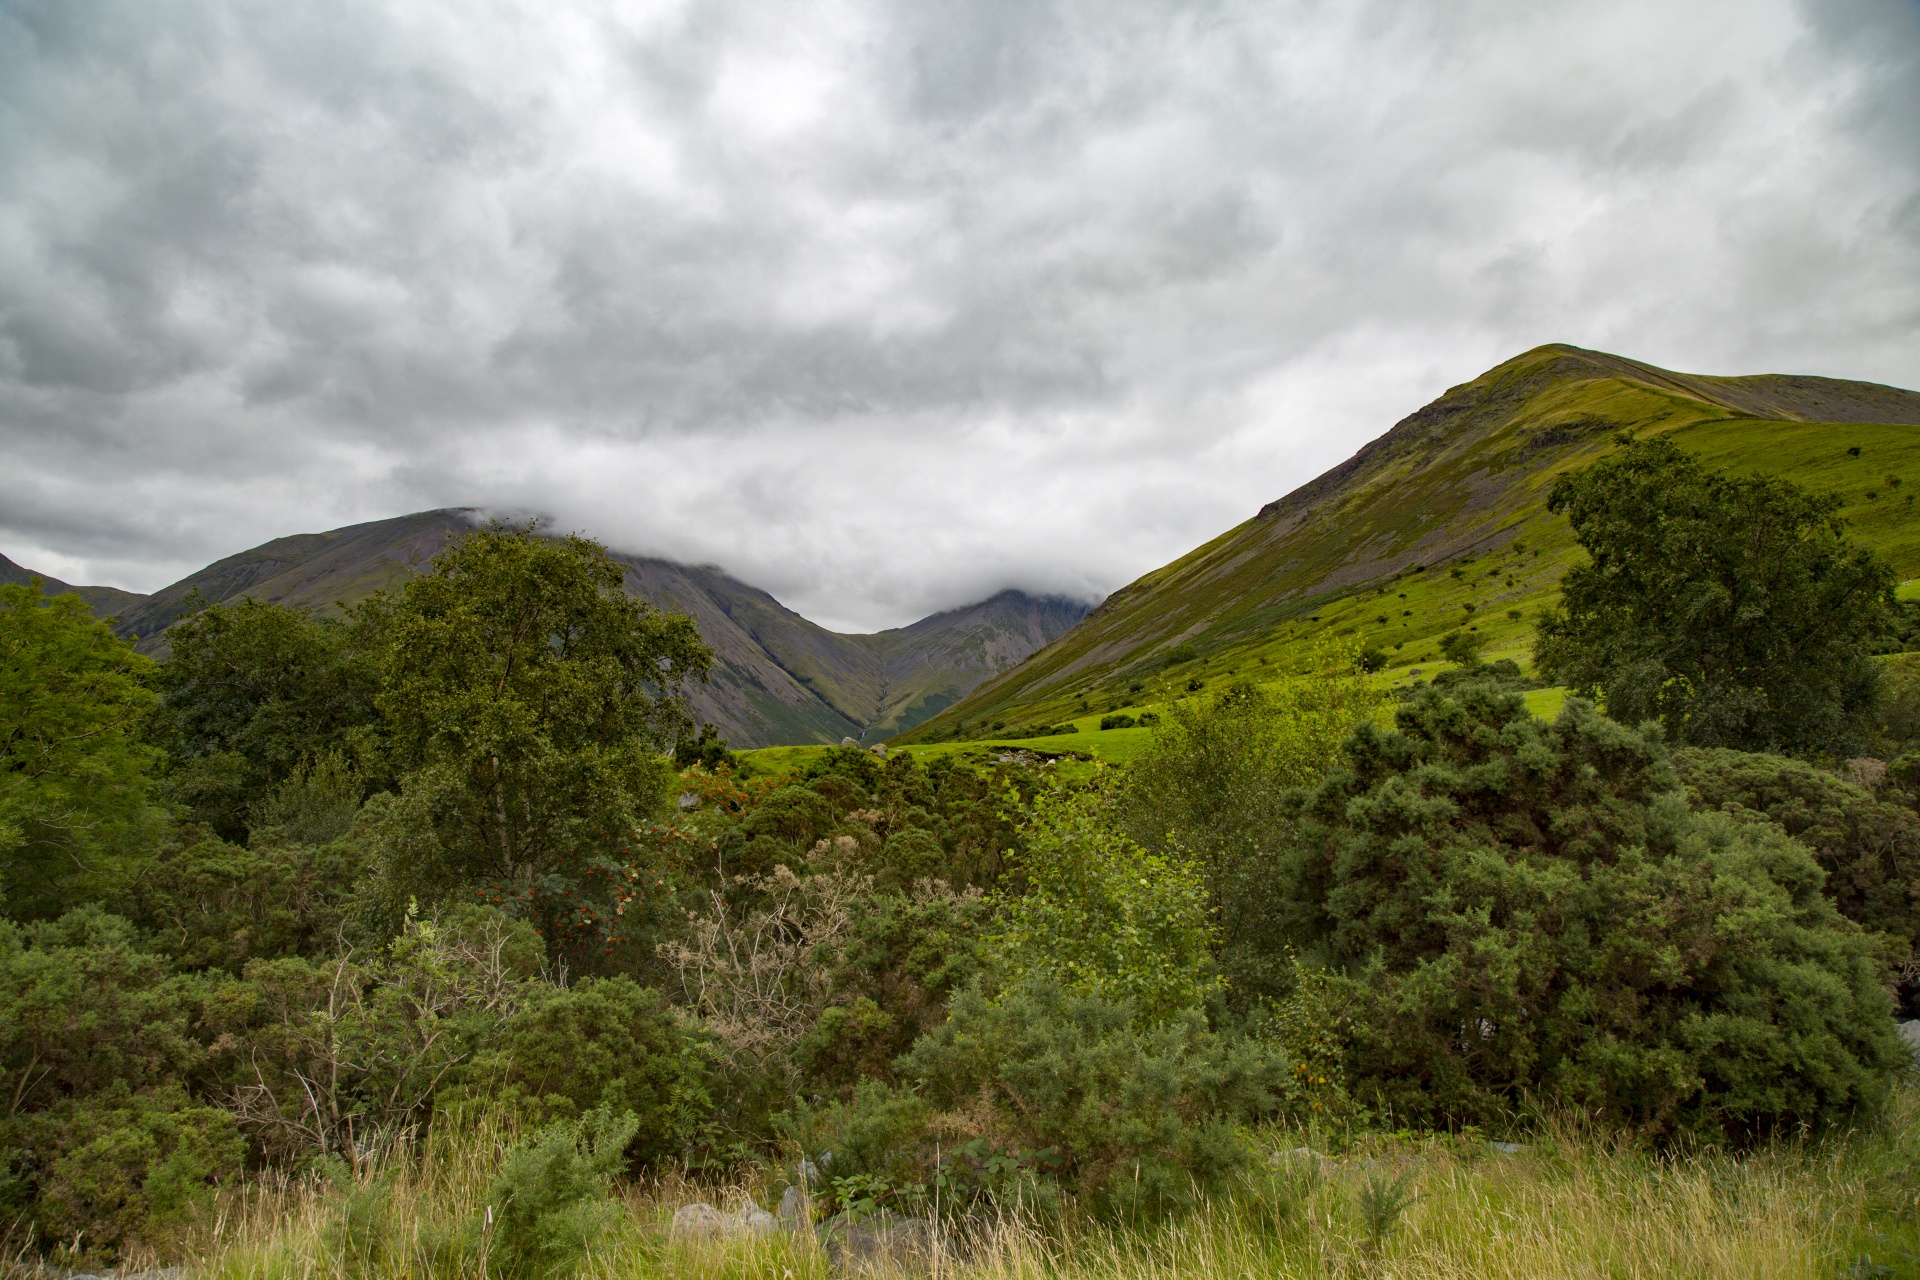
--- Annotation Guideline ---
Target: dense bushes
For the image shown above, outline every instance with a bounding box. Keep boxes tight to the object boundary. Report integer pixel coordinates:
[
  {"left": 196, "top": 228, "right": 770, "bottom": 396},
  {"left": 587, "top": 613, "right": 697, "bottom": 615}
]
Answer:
[
  {"left": 14, "top": 510, "right": 1920, "bottom": 1267},
  {"left": 1282, "top": 680, "right": 1903, "bottom": 1134},
  {"left": 463, "top": 976, "right": 713, "bottom": 1160},
  {"left": 0, "top": 909, "right": 242, "bottom": 1260},
  {"left": 1673, "top": 747, "right": 1920, "bottom": 978},
  {"left": 902, "top": 982, "right": 1297, "bottom": 1217}
]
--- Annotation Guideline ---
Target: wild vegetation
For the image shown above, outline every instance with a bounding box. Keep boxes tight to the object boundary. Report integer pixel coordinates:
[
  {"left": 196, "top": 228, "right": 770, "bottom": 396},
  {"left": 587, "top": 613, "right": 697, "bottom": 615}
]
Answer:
[{"left": 3, "top": 437, "right": 1920, "bottom": 1278}]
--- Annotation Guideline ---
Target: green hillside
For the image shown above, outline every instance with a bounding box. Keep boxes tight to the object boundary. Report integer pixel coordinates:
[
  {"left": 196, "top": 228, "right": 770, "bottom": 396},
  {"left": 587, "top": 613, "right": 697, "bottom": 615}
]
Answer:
[{"left": 897, "top": 344, "right": 1920, "bottom": 741}]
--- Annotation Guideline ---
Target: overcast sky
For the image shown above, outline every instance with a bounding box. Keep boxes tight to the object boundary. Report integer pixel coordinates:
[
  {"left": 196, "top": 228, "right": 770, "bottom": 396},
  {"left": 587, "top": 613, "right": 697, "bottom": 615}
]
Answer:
[{"left": 3, "top": 0, "right": 1918, "bottom": 631}]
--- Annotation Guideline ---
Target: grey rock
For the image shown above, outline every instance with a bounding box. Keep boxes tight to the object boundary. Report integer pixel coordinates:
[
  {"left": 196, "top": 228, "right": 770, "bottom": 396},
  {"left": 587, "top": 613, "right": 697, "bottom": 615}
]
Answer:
[
  {"left": 841, "top": 737, "right": 859, "bottom": 748},
  {"left": 1267, "top": 1146, "right": 1329, "bottom": 1170},
  {"left": 1899, "top": 1020, "right": 1920, "bottom": 1062},
  {"left": 671, "top": 1199, "right": 779, "bottom": 1240},
  {"left": 731, "top": 1201, "right": 778, "bottom": 1235},
  {"left": 824, "top": 1211, "right": 935, "bottom": 1272},
  {"left": 677, "top": 790, "right": 700, "bottom": 811},
  {"left": 779, "top": 1183, "right": 807, "bottom": 1222},
  {"left": 670, "top": 1201, "right": 726, "bottom": 1240},
  {"left": 1487, "top": 1141, "right": 1527, "bottom": 1155}
]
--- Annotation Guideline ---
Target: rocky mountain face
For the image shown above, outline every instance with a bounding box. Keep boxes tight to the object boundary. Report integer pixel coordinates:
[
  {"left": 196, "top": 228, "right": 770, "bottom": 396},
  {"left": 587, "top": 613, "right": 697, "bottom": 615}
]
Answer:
[{"left": 7, "top": 513, "right": 1091, "bottom": 747}]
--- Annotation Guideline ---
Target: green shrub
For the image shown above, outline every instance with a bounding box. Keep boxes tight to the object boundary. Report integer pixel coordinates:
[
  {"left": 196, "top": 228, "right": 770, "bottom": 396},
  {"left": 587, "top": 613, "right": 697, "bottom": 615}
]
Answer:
[
  {"left": 1099, "top": 714, "right": 1137, "bottom": 730},
  {"left": 486, "top": 1107, "right": 638, "bottom": 1279},
  {"left": 902, "top": 981, "right": 1294, "bottom": 1218},
  {"left": 1118, "top": 661, "right": 1383, "bottom": 1007},
  {"left": 994, "top": 787, "right": 1218, "bottom": 1024},
  {"left": 462, "top": 976, "right": 712, "bottom": 1162},
  {"left": 109, "top": 823, "right": 366, "bottom": 971},
  {"left": 29, "top": 1086, "right": 243, "bottom": 1261},
  {"left": 781, "top": 1079, "right": 935, "bottom": 1218},
  {"left": 1672, "top": 747, "right": 1920, "bottom": 969},
  {"left": 0, "top": 909, "right": 238, "bottom": 1261},
  {"left": 1282, "top": 680, "right": 1903, "bottom": 1135}
]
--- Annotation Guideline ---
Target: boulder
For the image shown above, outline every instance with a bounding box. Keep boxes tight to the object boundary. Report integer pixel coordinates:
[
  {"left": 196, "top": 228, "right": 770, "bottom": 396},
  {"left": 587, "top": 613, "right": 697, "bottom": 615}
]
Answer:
[
  {"left": 670, "top": 1202, "right": 727, "bottom": 1240},
  {"left": 1899, "top": 1019, "right": 1920, "bottom": 1063},
  {"left": 823, "top": 1211, "right": 935, "bottom": 1272},
  {"left": 670, "top": 1198, "right": 780, "bottom": 1241}
]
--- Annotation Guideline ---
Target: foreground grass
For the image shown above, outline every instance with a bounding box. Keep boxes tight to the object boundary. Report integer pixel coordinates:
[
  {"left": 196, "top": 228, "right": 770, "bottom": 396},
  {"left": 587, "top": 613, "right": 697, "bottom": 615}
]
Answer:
[{"left": 173, "top": 1081, "right": 1920, "bottom": 1280}]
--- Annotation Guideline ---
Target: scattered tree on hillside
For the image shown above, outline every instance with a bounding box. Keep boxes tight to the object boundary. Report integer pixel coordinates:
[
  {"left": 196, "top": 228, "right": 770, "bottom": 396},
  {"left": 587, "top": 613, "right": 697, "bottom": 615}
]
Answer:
[{"left": 1536, "top": 435, "right": 1895, "bottom": 757}]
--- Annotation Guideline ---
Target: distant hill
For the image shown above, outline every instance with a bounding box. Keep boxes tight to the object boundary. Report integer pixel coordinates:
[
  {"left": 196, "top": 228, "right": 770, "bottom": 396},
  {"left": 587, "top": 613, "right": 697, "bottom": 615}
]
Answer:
[
  {"left": 0, "top": 554, "right": 147, "bottom": 620},
  {"left": 896, "top": 343, "right": 1920, "bottom": 741},
  {"left": 5, "top": 512, "right": 1090, "bottom": 748}
]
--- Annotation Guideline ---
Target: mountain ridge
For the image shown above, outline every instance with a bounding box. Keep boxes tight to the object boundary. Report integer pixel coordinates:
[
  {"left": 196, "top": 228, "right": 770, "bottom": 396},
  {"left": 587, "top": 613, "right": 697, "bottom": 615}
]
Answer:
[{"left": 6, "top": 513, "right": 1092, "bottom": 748}]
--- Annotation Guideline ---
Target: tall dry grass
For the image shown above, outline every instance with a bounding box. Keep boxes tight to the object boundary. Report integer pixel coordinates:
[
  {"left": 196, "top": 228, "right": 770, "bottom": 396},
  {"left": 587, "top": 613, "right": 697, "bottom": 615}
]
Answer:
[{"left": 174, "top": 1084, "right": 1920, "bottom": 1279}]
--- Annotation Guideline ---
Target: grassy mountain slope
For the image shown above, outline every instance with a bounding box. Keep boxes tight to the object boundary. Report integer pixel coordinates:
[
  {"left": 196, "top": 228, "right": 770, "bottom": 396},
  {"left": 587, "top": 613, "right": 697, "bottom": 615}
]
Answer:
[
  {"left": 7, "top": 512, "right": 1087, "bottom": 748},
  {"left": 898, "top": 344, "right": 1920, "bottom": 740},
  {"left": 113, "top": 510, "right": 476, "bottom": 648}
]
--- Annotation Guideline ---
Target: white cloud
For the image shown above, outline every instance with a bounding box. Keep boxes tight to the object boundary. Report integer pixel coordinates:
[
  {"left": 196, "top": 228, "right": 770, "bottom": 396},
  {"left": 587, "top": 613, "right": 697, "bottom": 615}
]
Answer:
[{"left": 1, "top": 0, "right": 1916, "bottom": 631}]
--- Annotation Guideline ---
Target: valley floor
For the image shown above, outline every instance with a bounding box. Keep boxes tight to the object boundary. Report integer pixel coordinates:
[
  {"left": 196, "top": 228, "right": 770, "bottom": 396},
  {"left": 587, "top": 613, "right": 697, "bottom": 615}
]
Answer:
[{"left": 180, "top": 1079, "right": 1920, "bottom": 1280}]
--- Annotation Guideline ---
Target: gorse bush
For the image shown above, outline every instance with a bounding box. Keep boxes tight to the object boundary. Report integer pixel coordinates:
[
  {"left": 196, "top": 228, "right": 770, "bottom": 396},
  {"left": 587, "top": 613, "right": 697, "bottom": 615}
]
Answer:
[
  {"left": 486, "top": 1107, "right": 638, "bottom": 1278},
  {"left": 1673, "top": 746, "right": 1920, "bottom": 987},
  {"left": 0, "top": 908, "right": 243, "bottom": 1260},
  {"left": 461, "top": 975, "right": 713, "bottom": 1160},
  {"left": 1280, "top": 678, "right": 1903, "bottom": 1135},
  {"left": 902, "top": 980, "right": 1297, "bottom": 1219}
]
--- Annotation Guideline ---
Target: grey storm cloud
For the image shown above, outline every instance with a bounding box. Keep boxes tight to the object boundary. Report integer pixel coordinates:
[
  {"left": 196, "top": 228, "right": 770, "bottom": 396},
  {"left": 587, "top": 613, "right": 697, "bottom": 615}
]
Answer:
[{"left": 2, "top": 0, "right": 1918, "bottom": 630}]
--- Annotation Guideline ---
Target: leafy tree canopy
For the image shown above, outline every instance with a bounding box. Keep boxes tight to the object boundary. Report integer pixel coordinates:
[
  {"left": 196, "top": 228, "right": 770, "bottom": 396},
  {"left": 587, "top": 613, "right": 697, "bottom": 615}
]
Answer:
[
  {"left": 1535, "top": 435, "right": 1895, "bottom": 757},
  {"left": 0, "top": 584, "right": 165, "bottom": 917},
  {"left": 148, "top": 596, "right": 381, "bottom": 842},
  {"left": 357, "top": 523, "right": 712, "bottom": 947}
]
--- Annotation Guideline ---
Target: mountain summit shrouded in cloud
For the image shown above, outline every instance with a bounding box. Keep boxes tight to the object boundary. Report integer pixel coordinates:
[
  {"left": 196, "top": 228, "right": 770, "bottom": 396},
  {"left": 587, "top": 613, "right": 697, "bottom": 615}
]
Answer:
[{"left": 2, "top": 0, "right": 1918, "bottom": 629}]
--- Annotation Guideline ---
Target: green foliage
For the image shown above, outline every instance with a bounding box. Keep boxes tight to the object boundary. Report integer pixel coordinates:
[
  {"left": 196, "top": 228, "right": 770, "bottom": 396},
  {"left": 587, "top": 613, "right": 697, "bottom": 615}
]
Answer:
[
  {"left": 209, "top": 905, "right": 545, "bottom": 1166},
  {"left": 356, "top": 522, "right": 711, "bottom": 957},
  {"left": 994, "top": 786, "right": 1218, "bottom": 1024},
  {"left": 461, "top": 976, "right": 712, "bottom": 1162},
  {"left": 0, "top": 909, "right": 240, "bottom": 1260},
  {"left": 1874, "top": 654, "right": 1920, "bottom": 753},
  {"left": 1356, "top": 1166, "right": 1418, "bottom": 1255},
  {"left": 30, "top": 1086, "right": 243, "bottom": 1261},
  {"left": 0, "top": 583, "right": 165, "bottom": 918},
  {"left": 781, "top": 1080, "right": 935, "bottom": 1218},
  {"left": 672, "top": 722, "right": 734, "bottom": 771},
  {"left": 1672, "top": 747, "right": 1920, "bottom": 991},
  {"left": 486, "top": 1107, "right": 638, "bottom": 1279},
  {"left": 109, "top": 823, "right": 367, "bottom": 971},
  {"left": 149, "top": 597, "right": 381, "bottom": 843},
  {"left": 1283, "top": 679, "right": 1903, "bottom": 1135},
  {"left": 902, "top": 981, "right": 1295, "bottom": 1218},
  {"left": 1118, "top": 656, "right": 1385, "bottom": 1007},
  {"left": 1100, "top": 713, "right": 1138, "bottom": 729},
  {"left": 1537, "top": 435, "right": 1896, "bottom": 757},
  {"left": 1357, "top": 644, "right": 1389, "bottom": 673},
  {"left": 1437, "top": 630, "right": 1489, "bottom": 666}
]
